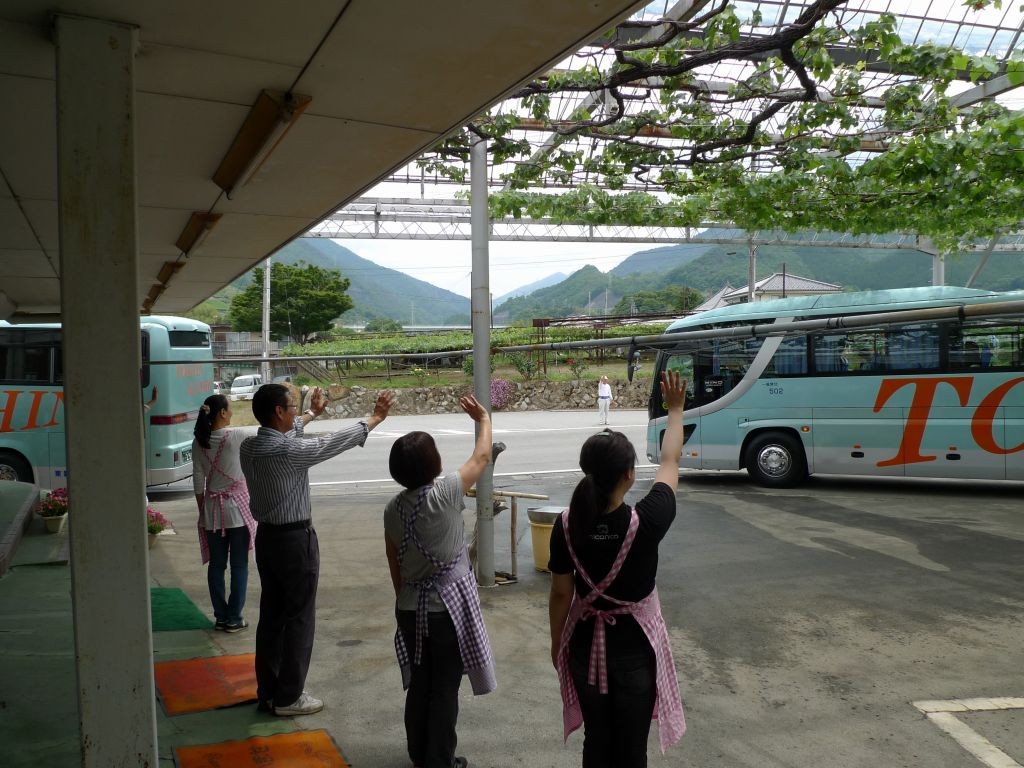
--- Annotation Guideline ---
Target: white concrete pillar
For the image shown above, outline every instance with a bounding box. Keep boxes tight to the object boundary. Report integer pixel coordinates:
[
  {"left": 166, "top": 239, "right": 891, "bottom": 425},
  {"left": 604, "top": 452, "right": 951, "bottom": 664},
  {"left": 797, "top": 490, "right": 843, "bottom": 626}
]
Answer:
[
  {"left": 55, "top": 15, "right": 157, "bottom": 767},
  {"left": 470, "top": 137, "right": 494, "bottom": 587}
]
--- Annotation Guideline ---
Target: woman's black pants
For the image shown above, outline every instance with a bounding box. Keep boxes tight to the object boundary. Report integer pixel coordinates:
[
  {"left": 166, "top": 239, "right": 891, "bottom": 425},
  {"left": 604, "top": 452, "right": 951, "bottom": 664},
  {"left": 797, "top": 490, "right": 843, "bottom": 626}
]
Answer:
[
  {"left": 569, "top": 640, "right": 657, "bottom": 768},
  {"left": 397, "top": 609, "right": 465, "bottom": 768}
]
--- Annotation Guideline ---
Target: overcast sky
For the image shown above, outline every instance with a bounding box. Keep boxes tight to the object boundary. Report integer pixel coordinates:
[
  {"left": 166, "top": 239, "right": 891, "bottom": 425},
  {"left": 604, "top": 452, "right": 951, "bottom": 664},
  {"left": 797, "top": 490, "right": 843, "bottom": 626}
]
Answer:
[{"left": 333, "top": 239, "right": 643, "bottom": 300}]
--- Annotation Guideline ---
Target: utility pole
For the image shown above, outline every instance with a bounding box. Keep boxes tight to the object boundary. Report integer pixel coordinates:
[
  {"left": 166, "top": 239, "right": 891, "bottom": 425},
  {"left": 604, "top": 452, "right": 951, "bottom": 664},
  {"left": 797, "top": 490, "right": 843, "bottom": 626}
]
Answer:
[
  {"left": 261, "top": 256, "right": 271, "bottom": 382},
  {"left": 747, "top": 239, "right": 758, "bottom": 303}
]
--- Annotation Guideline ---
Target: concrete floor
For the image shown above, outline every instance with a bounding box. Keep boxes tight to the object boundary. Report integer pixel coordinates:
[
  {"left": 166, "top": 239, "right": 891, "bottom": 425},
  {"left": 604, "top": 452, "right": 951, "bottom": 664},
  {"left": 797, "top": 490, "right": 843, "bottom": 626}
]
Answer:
[{"left": 2, "top": 466, "right": 1023, "bottom": 767}]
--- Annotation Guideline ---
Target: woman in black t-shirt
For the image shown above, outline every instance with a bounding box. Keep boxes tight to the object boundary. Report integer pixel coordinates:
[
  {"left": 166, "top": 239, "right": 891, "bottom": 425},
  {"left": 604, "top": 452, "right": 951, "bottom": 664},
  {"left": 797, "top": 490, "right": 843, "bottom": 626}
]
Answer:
[{"left": 548, "top": 370, "right": 688, "bottom": 768}]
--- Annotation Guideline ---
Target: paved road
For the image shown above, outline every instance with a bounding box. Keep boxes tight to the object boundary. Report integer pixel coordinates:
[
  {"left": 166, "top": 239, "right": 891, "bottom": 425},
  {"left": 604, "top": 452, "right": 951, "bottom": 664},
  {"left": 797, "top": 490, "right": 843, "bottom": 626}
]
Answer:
[{"left": 149, "top": 409, "right": 1024, "bottom": 767}]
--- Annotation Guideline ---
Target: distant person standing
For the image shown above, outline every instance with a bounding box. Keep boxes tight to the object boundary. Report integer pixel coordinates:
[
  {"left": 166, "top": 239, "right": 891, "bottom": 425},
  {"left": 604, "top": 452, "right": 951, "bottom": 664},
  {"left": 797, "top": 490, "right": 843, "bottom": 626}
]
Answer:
[
  {"left": 241, "top": 383, "right": 394, "bottom": 717},
  {"left": 192, "top": 394, "right": 257, "bottom": 633},
  {"left": 596, "top": 376, "right": 613, "bottom": 425}
]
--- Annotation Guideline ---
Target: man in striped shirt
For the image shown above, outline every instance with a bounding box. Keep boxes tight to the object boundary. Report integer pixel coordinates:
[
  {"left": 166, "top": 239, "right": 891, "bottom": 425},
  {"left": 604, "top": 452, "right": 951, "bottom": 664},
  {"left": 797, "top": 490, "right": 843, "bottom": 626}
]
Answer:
[{"left": 240, "top": 383, "right": 394, "bottom": 717}]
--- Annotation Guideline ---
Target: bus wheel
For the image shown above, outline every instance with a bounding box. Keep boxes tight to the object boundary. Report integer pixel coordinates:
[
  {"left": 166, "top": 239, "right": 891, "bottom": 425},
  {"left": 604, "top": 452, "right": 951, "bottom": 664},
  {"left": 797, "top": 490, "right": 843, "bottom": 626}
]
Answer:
[
  {"left": 0, "top": 450, "right": 33, "bottom": 483},
  {"left": 744, "top": 432, "right": 807, "bottom": 488}
]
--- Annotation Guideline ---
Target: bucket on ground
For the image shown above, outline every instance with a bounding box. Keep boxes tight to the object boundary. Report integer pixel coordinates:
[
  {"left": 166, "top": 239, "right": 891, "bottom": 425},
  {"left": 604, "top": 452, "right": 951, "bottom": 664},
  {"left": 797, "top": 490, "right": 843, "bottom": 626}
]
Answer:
[{"left": 527, "top": 506, "right": 565, "bottom": 573}]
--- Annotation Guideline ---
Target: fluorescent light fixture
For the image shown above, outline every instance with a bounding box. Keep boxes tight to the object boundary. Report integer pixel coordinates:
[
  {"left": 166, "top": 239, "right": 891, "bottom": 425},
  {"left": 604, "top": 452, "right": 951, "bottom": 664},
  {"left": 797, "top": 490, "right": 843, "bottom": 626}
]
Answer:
[
  {"left": 143, "top": 261, "right": 186, "bottom": 314},
  {"left": 0, "top": 290, "right": 14, "bottom": 321},
  {"left": 213, "top": 90, "right": 312, "bottom": 199},
  {"left": 175, "top": 212, "right": 222, "bottom": 256}
]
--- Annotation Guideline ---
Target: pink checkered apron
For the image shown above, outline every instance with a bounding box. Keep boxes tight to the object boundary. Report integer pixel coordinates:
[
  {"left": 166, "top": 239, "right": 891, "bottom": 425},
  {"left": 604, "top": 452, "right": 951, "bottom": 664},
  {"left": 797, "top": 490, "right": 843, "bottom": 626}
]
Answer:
[
  {"left": 555, "top": 508, "right": 686, "bottom": 753},
  {"left": 197, "top": 434, "right": 257, "bottom": 565}
]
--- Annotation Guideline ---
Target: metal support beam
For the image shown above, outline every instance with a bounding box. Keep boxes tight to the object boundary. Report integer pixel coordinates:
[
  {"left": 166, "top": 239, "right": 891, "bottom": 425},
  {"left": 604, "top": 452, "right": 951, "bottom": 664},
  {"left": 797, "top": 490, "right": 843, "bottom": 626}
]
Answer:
[
  {"left": 55, "top": 15, "right": 157, "bottom": 767},
  {"left": 471, "top": 138, "right": 494, "bottom": 588}
]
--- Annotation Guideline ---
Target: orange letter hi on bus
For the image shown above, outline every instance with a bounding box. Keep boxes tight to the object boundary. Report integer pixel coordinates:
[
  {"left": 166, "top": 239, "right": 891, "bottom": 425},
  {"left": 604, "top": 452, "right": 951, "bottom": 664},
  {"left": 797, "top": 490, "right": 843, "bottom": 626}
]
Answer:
[
  {"left": 971, "top": 377, "right": 1024, "bottom": 455},
  {"left": 0, "top": 390, "right": 24, "bottom": 432},
  {"left": 873, "top": 377, "right": 973, "bottom": 467}
]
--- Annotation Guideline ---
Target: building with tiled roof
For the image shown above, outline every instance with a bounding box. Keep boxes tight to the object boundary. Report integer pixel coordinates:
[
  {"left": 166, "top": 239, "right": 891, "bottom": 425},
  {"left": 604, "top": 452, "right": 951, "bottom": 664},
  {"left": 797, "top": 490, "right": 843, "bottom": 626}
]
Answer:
[{"left": 723, "top": 273, "right": 841, "bottom": 304}]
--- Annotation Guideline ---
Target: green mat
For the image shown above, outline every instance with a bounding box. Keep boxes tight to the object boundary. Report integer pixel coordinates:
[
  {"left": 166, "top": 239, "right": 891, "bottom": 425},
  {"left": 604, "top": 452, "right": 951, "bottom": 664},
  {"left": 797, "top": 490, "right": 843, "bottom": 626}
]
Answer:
[{"left": 151, "top": 588, "right": 213, "bottom": 632}]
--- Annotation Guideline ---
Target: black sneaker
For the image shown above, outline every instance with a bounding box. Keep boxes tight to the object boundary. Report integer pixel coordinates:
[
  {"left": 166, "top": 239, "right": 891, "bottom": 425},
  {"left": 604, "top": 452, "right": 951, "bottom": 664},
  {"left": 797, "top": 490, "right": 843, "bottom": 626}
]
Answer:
[
  {"left": 223, "top": 619, "right": 249, "bottom": 633},
  {"left": 214, "top": 620, "right": 228, "bottom": 631},
  {"left": 453, "top": 758, "right": 469, "bottom": 768}
]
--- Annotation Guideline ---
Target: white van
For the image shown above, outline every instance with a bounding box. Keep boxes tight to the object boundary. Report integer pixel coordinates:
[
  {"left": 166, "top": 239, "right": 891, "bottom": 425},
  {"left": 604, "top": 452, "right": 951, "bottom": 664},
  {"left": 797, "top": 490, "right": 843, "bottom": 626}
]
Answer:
[{"left": 229, "top": 374, "right": 262, "bottom": 401}]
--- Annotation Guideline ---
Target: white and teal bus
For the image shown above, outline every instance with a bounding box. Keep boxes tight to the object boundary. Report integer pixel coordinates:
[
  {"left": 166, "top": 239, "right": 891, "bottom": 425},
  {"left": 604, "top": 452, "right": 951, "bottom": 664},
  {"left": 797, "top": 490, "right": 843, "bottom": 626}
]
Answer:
[
  {"left": 646, "top": 287, "right": 1024, "bottom": 487},
  {"left": 0, "top": 316, "right": 214, "bottom": 489}
]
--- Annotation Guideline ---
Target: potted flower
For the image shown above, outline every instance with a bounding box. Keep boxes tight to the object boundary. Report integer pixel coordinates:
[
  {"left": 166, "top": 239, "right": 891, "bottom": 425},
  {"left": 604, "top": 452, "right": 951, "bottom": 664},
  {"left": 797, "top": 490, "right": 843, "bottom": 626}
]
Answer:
[
  {"left": 146, "top": 506, "right": 171, "bottom": 548},
  {"left": 37, "top": 487, "right": 69, "bottom": 534}
]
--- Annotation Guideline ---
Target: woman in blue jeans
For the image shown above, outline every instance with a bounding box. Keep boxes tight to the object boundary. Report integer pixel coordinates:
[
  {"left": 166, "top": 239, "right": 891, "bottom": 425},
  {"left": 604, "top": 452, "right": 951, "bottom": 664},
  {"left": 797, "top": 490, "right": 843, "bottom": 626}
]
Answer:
[{"left": 192, "top": 394, "right": 258, "bottom": 632}]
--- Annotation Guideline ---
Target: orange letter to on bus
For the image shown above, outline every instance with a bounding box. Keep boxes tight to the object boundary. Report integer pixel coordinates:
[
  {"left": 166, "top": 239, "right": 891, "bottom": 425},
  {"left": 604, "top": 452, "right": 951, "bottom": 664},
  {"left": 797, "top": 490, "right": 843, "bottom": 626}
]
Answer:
[
  {"left": 0, "top": 390, "right": 24, "bottom": 432},
  {"left": 873, "top": 377, "right": 973, "bottom": 467},
  {"left": 971, "top": 377, "right": 1024, "bottom": 455}
]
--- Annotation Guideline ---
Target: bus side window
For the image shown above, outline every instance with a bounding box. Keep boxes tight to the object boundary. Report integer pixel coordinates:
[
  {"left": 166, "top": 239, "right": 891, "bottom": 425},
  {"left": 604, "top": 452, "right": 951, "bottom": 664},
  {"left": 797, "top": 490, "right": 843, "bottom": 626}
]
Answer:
[
  {"left": 772, "top": 337, "right": 807, "bottom": 375},
  {"left": 813, "top": 334, "right": 846, "bottom": 373}
]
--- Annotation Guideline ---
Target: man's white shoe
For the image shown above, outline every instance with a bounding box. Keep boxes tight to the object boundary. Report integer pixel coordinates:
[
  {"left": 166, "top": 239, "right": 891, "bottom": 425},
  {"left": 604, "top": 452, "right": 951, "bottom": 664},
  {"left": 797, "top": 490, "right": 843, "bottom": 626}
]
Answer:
[{"left": 274, "top": 691, "right": 324, "bottom": 716}]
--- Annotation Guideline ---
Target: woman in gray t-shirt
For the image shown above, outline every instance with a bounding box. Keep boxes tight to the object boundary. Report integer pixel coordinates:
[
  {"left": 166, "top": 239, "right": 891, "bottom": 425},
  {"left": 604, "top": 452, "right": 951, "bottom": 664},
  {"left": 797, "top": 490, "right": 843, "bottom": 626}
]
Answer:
[{"left": 384, "top": 395, "right": 495, "bottom": 768}]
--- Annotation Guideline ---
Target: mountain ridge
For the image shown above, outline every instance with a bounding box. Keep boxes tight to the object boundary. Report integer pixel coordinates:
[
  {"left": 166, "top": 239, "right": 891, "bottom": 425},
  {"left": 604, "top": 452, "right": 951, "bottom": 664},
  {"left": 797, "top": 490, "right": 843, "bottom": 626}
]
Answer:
[{"left": 234, "top": 239, "right": 471, "bottom": 325}]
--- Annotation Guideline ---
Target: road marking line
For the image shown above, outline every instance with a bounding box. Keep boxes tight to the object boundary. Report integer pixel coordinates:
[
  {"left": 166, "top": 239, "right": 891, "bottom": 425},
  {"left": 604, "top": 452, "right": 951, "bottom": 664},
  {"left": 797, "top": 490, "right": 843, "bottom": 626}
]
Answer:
[{"left": 913, "top": 698, "right": 1024, "bottom": 768}]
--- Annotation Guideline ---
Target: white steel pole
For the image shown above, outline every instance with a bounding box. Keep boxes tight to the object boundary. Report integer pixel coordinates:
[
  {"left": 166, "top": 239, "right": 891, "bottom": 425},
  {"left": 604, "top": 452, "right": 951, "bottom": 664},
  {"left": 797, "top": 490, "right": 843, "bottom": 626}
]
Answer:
[{"left": 471, "top": 137, "right": 494, "bottom": 587}]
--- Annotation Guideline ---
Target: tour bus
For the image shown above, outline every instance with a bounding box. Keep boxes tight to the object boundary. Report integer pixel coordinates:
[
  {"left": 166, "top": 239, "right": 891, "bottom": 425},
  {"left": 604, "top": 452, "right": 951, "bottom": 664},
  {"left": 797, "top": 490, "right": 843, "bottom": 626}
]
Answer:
[
  {"left": 0, "top": 316, "right": 214, "bottom": 489},
  {"left": 646, "top": 286, "right": 1024, "bottom": 487}
]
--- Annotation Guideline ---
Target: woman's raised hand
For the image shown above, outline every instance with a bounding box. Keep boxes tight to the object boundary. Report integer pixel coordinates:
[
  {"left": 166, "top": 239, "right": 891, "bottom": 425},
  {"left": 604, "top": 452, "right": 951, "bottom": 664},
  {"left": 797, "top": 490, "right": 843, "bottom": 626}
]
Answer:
[
  {"left": 660, "top": 370, "right": 687, "bottom": 411},
  {"left": 459, "top": 394, "right": 489, "bottom": 422}
]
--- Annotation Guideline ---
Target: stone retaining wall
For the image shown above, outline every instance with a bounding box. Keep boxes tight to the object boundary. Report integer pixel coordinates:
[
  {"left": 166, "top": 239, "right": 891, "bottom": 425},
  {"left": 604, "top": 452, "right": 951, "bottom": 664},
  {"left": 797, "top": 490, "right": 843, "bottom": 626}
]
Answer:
[{"left": 323, "top": 378, "right": 652, "bottom": 418}]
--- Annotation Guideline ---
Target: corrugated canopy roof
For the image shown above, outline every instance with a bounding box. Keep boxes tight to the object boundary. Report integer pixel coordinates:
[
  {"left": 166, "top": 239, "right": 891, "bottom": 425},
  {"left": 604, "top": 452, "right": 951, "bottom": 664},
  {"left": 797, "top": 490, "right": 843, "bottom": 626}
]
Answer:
[{"left": 0, "top": 0, "right": 646, "bottom": 319}]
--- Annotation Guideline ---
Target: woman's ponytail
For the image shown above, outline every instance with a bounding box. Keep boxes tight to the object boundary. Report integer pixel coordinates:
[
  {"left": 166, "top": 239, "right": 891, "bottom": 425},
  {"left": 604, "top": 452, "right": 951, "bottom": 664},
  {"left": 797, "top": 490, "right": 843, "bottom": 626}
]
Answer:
[
  {"left": 567, "top": 429, "right": 636, "bottom": 549},
  {"left": 194, "top": 394, "right": 228, "bottom": 449}
]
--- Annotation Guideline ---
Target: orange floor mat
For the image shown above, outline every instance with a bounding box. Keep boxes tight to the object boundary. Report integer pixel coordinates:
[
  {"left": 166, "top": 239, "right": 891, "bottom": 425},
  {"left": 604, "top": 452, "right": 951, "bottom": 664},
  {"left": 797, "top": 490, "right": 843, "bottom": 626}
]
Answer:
[
  {"left": 174, "top": 729, "right": 350, "bottom": 767},
  {"left": 154, "top": 653, "right": 257, "bottom": 716}
]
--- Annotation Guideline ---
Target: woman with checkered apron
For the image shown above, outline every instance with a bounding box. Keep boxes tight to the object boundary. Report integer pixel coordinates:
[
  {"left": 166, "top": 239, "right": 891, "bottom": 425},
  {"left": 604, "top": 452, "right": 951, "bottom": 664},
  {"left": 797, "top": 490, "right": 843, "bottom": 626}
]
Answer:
[
  {"left": 548, "top": 371, "right": 689, "bottom": 767},
  {"left": 384, "top": 395, "right": 497, "bottom": 768},
  {"left": 192, "top": 394, "right": 257, "bottom": 633}
]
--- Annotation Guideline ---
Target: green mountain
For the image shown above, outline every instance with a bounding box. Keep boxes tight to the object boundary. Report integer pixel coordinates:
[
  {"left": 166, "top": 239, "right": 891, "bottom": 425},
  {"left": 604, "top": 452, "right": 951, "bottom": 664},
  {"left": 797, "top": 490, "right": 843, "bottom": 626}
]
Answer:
[
  {"left": 492, "top": 271, "right": 568, "bottom": 307},
  {"left": 232, "top": 239, "right": 470, "bottom": 325},
  {"left": 494, "top": 265, "right": 654, "bottom": 322},
  {"left": 610, "top": 243, "right": 713, "bottom": 276},
  {"left": 493, "top": 240, "right": 1024, "bottom": 323}
]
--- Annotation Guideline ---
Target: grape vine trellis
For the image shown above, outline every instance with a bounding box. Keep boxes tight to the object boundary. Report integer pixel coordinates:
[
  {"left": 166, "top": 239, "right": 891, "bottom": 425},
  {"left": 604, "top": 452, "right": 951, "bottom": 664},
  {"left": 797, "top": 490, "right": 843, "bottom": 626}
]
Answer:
[{"left": 416, "top": 0, "right": 1024, "bottom": 253}]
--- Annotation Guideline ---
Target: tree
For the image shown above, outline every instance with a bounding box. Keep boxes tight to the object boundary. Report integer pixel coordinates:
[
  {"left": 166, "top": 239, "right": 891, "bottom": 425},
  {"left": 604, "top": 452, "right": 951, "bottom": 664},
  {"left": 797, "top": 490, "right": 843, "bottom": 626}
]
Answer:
[
  {"left": 184, "top": 301, "right": 228, "bottom": 327},
  {"left": 417, "top": 1, "right": 1024, "bottom": 251},
  {"left": 364, "top": 317, "right": 404, "bottom": 333},
  {"left": 614, "top": 286, "right": 704, "bottom": 315},
  {"left": 229, "top": 260, "right": 353, "bottom": 344}
]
